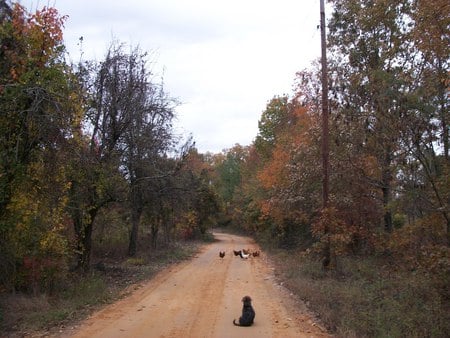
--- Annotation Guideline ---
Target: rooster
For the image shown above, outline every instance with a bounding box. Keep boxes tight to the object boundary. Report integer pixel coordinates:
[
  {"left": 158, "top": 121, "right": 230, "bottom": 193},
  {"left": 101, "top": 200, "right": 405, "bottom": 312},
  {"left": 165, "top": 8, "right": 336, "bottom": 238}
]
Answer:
[{"left": 219, "top": 251, "right": 226, "bottom": 259}]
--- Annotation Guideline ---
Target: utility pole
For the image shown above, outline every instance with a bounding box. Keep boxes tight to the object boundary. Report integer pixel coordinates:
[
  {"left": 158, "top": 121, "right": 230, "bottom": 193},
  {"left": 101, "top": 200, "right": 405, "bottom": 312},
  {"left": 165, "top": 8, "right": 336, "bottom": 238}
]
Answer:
[{"left": 320, "top": 0, "right": 331, "bottom": 268}]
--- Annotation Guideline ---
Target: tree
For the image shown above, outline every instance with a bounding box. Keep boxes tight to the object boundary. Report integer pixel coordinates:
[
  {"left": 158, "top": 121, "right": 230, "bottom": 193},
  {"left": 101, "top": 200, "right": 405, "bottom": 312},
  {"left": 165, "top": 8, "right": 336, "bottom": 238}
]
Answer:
[
  {"left": 411, "top": 0, "right": 449, "bottom": 160},
  {"left": 328, "top": 0, "right": 416, "bottom": 232},
  {"left": 68, "top": 43, "right": 126, "bottom": 271},
  {"left": 254, "top": 95, "right": 292, "bottom": 161},
  {"left": 257, "top": 101, "right": 322, "bottom": 247},
  {"left": 327, "top": 0, "right": 449, "bottom": 248},
  {"left": 67, "top": 41, "right": 181, "bottom": 264},
  {"left": 0, "top": 3, "right": 70, "bottom": 219},
  {"left": 408, "top": 0, "right": 450, "bottom": 243},
  {"left": 192, "top": 170, "right": 221, "bottom": 234},
  {"left": 0, "top": 3, "right": 83, "bottom": 289},
  {"left": 100, "top": 44, "right": 178, "bottom": 256},
  {"left": 214, "top": 144, "right": 248, "bottom": 204}
]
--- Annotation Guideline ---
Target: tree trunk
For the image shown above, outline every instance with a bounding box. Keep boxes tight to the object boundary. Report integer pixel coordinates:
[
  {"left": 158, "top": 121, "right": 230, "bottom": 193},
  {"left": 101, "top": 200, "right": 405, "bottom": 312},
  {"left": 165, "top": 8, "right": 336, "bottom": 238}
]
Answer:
[
  {"left": 381, "top": 176, "right": 393, "bottom": 232},
  {"left": 73, "top": 207, "right": 97, "bottom": 272},
  {"left": 151, "top": 215, "right": 160, "bottom": 249},
  {"left": 447, "top": 218, "right": 450, "bottom": 247},
  {"left": 80, "top": 222, "right": 93, "bottom": 272},
  {"left": 438, "top": 58, "right": 448, "bottom": 161},
  {"left": 381, "top": 148, "right": 393, "bottom": 232},
  {"left": 128, "top": 205, "right": 142, "bottom": 257},
  {"left": 162, "top": 208, "right": 172, "bottom": 245}
]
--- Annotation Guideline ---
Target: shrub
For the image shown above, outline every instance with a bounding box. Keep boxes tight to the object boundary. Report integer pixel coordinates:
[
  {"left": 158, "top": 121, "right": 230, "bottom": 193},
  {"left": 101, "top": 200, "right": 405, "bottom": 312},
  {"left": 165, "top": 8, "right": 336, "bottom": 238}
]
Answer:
[{"left": 271, "top": 252, "right": 450, "bottom": 337}]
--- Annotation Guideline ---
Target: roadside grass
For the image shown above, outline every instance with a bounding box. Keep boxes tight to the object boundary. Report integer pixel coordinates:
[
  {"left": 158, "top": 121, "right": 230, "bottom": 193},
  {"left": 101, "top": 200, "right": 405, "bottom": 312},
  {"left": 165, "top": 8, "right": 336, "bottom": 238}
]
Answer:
[
  {"left": 1, "top": 274, "right": 111, "bottom": 332},
  {"left": 0, "top": 240, "right": 200, "bottom": 336},
  {"left": 270, "top": 250, "right": 450, "bottom": 338},
  {"left": 199, "top": 231, "right": 216, "bottom": 243}
]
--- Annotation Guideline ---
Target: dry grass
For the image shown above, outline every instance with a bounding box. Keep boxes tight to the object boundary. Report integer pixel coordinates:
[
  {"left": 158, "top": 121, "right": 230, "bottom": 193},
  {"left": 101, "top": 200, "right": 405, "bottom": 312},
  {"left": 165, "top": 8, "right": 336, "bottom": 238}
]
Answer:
[
  {"left": 0, "top": 241, "right": 200, "bottom": 337},
  {"left": 270, "top": 251, "right": 450, "bottom": 338}
]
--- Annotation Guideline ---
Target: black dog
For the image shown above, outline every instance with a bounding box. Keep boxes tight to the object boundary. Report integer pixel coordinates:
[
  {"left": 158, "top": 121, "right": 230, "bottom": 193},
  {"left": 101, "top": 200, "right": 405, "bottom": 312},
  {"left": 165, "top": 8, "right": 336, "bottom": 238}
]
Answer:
[{"left": 233, "top": 295, "right": 255, "bottom": 326}]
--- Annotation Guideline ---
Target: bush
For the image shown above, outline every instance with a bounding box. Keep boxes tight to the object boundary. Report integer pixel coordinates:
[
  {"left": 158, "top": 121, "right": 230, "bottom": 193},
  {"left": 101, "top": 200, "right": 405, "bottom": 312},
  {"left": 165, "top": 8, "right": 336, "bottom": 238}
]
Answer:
[
  {"left": 271, "top": 252, "right": 450, "bottom": 337},
  {"left": 62, "top": 274, "right": 110, "bottom": 307}
]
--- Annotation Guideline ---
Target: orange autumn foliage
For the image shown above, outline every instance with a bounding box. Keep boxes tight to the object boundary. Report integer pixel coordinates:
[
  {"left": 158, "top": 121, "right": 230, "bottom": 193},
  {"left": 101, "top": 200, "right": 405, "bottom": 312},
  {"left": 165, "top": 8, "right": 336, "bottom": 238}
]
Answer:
[
  {"left": 257, "top": 144, "right": 290, "bottom": 190},
  {"left": 386, "top": 214, "right": 450, "bottom": 274},
  {"left": 6, "top": 4, "right": 67, "bottom": 80},
  {"left": 412, "top": 0, "right": 450, "bottom": 59},
  {"left": 257, "top": 105, "right": 311, "bottom": 188},
  {"left": 257, "top": 105, "right": 314, "bottom": 220}
]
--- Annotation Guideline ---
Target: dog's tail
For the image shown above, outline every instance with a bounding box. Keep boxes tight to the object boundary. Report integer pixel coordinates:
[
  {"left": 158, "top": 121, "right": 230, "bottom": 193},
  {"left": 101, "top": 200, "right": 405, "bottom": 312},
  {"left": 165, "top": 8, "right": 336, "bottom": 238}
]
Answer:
[{"left": 233, "top": 319, "right": 240, "bottom": 326}]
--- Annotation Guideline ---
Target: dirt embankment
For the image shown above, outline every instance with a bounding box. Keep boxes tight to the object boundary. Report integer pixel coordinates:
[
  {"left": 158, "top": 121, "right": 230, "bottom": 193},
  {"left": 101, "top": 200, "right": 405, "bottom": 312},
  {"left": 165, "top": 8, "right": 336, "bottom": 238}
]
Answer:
[{"left": 65, "top": 232, "right": 330, "bottom": 338}]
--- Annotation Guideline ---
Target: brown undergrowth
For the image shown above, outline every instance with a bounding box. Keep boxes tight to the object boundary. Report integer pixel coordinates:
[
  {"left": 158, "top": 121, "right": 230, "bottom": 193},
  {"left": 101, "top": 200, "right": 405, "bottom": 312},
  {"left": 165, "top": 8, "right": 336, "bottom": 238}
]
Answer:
[
  {"left": 269, "top": 250, "right": 450, "bottom": 338},
  {"left": 0, "top": 241, "right": 200, "bottom": 337}
]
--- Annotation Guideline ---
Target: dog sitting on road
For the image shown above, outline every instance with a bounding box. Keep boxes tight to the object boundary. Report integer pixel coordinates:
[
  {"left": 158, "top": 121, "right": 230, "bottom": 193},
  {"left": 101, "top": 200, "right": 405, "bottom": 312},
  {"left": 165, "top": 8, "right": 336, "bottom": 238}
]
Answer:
[{"left": 233, "top": 295, "right": 255, "bottom": 326}]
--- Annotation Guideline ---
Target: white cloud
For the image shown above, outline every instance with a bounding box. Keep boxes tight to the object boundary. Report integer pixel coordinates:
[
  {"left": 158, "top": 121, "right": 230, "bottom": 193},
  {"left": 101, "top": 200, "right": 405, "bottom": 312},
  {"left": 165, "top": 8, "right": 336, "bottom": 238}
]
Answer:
[{"left": 43, "top": 0, "right": 323, "bottom": 153}]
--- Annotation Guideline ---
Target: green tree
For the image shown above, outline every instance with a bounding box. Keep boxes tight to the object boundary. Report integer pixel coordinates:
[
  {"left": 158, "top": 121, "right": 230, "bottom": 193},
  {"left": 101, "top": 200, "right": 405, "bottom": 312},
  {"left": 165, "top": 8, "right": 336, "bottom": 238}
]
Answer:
[
  {"left": 215, "top": 144, "right": 247, "bottom": 203},
  {"left": 254, "top": 95, "right": 291, "bottom": 161}
]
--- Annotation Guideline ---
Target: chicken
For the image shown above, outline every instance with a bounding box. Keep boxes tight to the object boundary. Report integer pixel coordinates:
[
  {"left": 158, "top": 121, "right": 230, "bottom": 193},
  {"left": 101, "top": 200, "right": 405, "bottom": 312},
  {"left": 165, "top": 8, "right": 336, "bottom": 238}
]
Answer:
[
  {"left": 239, "top": 251, "right": 250, "bottom": 259},
  {"left": 252, "top": 251, "right": 260, "bottom": 257},
  {"left": 233, "top": 250, "right": 242, "bottom": 256},
  {"left": 219, "top": 251, "right": 226, "bottom": 259}
]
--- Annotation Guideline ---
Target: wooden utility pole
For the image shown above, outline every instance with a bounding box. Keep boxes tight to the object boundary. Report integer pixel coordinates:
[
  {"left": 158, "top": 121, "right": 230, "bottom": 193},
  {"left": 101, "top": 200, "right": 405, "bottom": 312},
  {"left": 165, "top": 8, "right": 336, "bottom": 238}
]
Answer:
[{"left": 320, "top": 0, "right": 331, "bottom": 268}]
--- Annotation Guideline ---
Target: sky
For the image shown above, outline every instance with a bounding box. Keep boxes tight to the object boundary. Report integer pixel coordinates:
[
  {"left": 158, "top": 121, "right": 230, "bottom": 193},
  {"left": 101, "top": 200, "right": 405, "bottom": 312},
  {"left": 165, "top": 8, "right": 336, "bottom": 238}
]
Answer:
[{"left": 26, "top": 0, "right": 324, "bottom": 153}]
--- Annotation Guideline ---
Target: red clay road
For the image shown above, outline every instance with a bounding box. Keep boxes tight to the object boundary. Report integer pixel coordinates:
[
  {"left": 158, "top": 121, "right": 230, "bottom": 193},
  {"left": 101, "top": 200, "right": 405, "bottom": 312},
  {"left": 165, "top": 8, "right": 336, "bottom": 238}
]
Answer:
[{"left": 66, "top": 232, "right": 331, "bottom": 338}]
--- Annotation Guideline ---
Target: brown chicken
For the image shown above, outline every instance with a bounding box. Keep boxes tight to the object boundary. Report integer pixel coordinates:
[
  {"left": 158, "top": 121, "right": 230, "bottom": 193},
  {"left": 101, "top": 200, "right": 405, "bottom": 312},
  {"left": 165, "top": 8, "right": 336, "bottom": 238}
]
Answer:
[{"left": 219, "top": 251, "right": 225, "bottom": 259}]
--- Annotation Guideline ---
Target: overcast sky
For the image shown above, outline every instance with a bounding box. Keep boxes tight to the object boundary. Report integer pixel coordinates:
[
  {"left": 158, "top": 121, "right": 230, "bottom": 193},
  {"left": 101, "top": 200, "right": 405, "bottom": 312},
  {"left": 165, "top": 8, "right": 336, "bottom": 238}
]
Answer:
[{"left": 27, "top": 0, "right": 323, "bottom": 153}]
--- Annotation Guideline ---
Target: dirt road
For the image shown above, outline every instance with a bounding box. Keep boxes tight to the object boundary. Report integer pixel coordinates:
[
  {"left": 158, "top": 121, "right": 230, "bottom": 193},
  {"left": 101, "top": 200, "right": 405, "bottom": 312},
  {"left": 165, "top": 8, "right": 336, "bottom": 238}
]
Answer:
[{"left": 68, "top": 232, "right": 330, "bottom": 338}]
